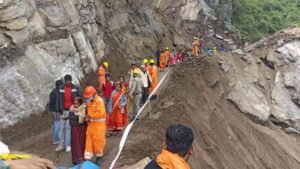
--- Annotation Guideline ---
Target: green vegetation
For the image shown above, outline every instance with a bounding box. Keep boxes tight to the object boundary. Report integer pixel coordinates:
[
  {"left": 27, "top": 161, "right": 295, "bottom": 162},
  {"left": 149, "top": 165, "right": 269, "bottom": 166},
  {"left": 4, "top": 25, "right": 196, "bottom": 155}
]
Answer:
[{"left": 232, "top": 0, "right": 300, "bottom": 42}]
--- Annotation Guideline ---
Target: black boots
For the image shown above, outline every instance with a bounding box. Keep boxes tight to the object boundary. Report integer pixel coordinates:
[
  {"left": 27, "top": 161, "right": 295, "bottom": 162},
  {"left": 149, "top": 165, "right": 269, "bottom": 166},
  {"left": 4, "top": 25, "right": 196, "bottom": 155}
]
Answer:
[{"left": 95, "top": 157, "right": 102, "bottom": 166}]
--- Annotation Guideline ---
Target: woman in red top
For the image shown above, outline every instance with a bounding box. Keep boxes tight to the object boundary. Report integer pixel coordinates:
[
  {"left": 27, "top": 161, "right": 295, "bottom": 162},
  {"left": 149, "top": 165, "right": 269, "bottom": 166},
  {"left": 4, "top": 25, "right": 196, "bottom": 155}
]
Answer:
[
  {"left": 101, "top": 74, "right": 115, "bottom": 106},
  {"left": 177, "top": 50, "right": 183, "bottom": 62}
]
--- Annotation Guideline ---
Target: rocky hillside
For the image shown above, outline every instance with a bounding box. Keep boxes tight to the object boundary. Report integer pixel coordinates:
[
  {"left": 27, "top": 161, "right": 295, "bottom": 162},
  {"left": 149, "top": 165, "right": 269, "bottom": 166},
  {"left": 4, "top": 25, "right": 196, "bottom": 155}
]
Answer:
[
  {"left": 0, "top": 0, "right": 235, "bottom": 128},
  {"left": 118, "top": 27, "right": 300, "bottom": 169}
]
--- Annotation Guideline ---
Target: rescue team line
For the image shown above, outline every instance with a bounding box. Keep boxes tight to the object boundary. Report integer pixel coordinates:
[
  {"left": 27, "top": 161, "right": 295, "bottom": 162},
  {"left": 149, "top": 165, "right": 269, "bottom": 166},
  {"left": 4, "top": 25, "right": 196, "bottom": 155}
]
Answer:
[{"left": 109, "top": 69, "right": 171, "bottom": 169}]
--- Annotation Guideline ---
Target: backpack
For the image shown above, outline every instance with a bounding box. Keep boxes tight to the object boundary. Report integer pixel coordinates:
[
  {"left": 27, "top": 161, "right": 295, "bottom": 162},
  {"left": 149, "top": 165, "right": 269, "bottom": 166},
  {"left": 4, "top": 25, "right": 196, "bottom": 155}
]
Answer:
[{"left": 69, "top": 111, "right": 80, "bottom": 127}]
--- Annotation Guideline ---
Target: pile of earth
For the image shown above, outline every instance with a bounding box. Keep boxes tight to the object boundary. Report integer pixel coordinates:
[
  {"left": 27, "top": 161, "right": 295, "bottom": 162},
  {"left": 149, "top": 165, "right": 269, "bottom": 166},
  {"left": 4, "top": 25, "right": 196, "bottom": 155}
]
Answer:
[{"left": 117, "top": 57, "right": 300, "bottom": 169}]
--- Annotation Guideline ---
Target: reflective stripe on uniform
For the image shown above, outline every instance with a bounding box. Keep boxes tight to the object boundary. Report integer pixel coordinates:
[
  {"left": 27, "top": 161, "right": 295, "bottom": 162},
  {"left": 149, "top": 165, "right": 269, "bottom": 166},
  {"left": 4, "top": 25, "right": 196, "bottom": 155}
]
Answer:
[
  {"left": 90, "top": 118, "right": 106, "bottom": 122},
  {"left": 96, "top": 153, "right": 103, "bottom": 157},
  {"left": 84, "top": 152, "right": 93, "bottom": 160},
  {"left": 71, "top": 89, "right": 77, "bottom": 92}
]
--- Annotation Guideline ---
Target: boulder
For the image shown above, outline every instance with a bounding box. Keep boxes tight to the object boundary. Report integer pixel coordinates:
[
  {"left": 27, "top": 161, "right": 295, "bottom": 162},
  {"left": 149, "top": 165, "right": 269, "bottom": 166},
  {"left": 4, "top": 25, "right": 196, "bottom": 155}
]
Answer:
[
  {"left": 271, "top": 71, "right": 300, "bottom": 121},
  {"left": 0, "top": 0, "right": 33, "bottom": 22},
  {"left": 38, "top": 6, "right": 69, "bottom": 27},
  {"left": 224, "top": 38, "right": 234, "bottom": 45},
  {"left": 232, "top": 49, "right": 245, "bottom": 55},
  {"left": 218, "top": 61, "right": 230, "bottom": 72},
  {"left": 276, "top": 41, "right": 300, "bottom": 63},
  {"left": 227, "top": 80, "right": 271, "bottom": 122},
  {"left": 265, "top": 51, "right": 281, "bottom": 68},
  {"left": 0, "top": 17, "right": 28, "bottom": 30},
  {"left": 206, "top": 29, "right": 215, "bottom": 37},
  {"left": 214, "top": 34, "right": 224, "bottom": 40},
  {"left": 5, "top": 28, "right": 30, "bottom": 44}
]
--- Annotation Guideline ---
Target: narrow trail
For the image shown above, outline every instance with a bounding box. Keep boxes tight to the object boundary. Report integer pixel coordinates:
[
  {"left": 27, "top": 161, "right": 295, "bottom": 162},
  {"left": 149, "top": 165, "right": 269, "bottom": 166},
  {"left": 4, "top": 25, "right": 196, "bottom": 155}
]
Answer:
[{"left": 5, "top": 67, "right": 172, "bottom": 168}]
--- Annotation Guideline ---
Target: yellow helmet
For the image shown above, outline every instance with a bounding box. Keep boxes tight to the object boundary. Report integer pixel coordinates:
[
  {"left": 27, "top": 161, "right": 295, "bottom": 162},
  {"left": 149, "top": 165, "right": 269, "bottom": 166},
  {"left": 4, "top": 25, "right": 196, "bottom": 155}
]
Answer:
[
  {"left": 143, "top": 59, "right": 149, "bottom": 64},
  {"left": 149, "top": 59, "right": 155, "bottom": 64},
  {"left": 133, "top": 68, "right": 140, "bottom": 75},
  {"left": 165, "top": 47, "right": 169, "bottom": 50},
  {"left": 103, "top": 62, "right": 109, "bottom": 68},
  {"left": 194, "top": 36, "right": 198, "bottom": 39}
]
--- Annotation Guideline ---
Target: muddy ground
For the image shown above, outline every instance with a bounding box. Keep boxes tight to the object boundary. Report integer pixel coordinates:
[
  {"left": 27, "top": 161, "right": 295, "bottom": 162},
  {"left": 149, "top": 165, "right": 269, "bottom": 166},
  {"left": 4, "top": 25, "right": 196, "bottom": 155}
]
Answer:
[{"left": 2, "top": 56, "right": 300, "bottom": 169}]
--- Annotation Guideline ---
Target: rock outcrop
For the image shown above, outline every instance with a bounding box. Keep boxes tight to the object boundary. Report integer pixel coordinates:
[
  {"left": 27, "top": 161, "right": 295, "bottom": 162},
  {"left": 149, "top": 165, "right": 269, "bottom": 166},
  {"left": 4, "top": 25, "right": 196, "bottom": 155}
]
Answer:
[
  {"left": 0, "top": 0, "right": 233, "bottom": 128},
  {"left": 0, "top": 0, "right": 103, "bottom": 128},
  {"left": 224, "top": 27, "right": 300, "bottom": 132}
]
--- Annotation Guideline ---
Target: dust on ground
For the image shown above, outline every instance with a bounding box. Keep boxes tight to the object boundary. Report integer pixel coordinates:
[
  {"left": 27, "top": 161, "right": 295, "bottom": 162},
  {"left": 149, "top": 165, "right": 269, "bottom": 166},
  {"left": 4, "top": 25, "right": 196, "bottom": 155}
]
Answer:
[{"left": 116, "top": 57, "right": 300, "bottom": 169}]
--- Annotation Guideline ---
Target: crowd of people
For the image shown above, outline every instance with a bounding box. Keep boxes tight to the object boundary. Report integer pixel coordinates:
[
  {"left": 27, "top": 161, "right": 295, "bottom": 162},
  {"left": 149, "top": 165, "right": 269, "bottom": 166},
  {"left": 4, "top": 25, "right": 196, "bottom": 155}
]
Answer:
[
  {"left": 48, "top": 45, "right": 195, "bottom": 167},
  {"left": 46, "top": 33, "right": 224, "bottom": 167},
  {"left": 0, "top": 34, "right": 227, "bottom": 168}
]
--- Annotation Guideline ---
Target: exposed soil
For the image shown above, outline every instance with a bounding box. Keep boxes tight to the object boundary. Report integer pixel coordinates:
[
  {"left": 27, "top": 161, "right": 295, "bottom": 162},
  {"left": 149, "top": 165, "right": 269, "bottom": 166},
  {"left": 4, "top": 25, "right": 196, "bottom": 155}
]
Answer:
[
  {"left": 2, "top": 56, "right": 300, "bottom": 169},
  {"left": 116, "top": 57, "right": 300, "bottom": 169}
]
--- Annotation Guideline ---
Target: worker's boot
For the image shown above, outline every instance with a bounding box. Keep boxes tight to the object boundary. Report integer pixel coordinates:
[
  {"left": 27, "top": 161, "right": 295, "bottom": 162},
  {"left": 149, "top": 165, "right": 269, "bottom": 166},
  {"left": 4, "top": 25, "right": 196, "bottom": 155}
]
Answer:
[{"left": 95, "top": 157, "right": 102, "bottom": 166}]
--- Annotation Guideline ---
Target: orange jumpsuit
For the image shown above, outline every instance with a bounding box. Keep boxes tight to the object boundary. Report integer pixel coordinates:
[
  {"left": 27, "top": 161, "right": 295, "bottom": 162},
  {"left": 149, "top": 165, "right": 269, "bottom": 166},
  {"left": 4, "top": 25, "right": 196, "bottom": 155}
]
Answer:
[
  {"left": 84, "top": 95, "right": 106, "bottom": 160},
  {"left": 150, "top": 65, "right": 158, "bottom": 96},
  {"left": 165, "top": 50, "right": 170, "bottom": 66},
  {"left": 160, "top": 51, "right": 166, "bottom": 69},
  {"left": 193, "top": 39, "right": 200, "bottom": 57},
  {"left": 98, "top": 66, "right": 106, "bottom": 91}
]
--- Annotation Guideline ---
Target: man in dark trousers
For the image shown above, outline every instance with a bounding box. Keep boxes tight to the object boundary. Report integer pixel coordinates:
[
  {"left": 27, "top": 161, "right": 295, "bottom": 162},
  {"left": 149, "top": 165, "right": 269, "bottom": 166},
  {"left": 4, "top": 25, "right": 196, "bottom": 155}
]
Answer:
[
  {"left": 145, "top": 124, "right": 194, "bottom": 169},
  {"left": 55, "top": 75, "right": 82, "bottom": 152},
  {"left": 49, "top": 80, "right": 64, "bottom": 145},
  {"left": 155, "top": 49, "right": 161, "bottom": 67}
]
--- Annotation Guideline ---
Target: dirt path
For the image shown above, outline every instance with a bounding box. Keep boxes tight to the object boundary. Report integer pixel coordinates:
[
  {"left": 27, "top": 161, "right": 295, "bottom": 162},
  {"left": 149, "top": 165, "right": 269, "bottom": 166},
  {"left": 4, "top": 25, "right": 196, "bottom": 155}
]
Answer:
[{"left": 1, "top": 67, "right": 172, "bottom": 168}]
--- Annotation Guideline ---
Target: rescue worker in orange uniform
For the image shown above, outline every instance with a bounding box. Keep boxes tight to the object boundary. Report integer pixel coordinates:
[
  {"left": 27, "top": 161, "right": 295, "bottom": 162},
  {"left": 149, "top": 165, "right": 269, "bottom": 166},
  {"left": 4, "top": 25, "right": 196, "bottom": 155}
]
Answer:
[
  {"left": 159, "top": 50, "right": 166, "bottom": 69},
  {"left": 84, "top": 86, "right": 106, "bottom": 166},
  {"left": 164, "top": 47, "right": 170, "bottom": 67},
  {"left": 145, "top": 124, "right": 194, "bottom": 169},
  {"left": 149, "top": 59, "right": 158, "bottom": 99},
  {"left": 144, "top": 59, "right": 151, "bottom": 72},
  {"left": 98, "top": 62, "right": 109, "bottom": 91},
  {"left": 193, "top": 37, "right": 200, "bottom": 57}
]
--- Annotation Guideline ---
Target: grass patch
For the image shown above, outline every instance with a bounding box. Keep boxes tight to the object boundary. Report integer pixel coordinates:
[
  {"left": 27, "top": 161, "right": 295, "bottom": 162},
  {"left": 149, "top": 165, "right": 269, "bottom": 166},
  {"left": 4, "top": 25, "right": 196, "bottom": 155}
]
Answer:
[{"left": 232, "top": 0, "right": 300, "bottom": 42}]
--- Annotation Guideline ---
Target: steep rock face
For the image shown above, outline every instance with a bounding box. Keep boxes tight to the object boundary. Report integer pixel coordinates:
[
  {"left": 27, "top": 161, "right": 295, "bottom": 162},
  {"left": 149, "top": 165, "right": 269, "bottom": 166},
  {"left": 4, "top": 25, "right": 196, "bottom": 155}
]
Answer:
[
  {"left": 224, "top": 27, "right": 300, "bottom": 132},
  {"left": 0, "top": 0, "right": 103, "bottom": 128},
  {"left": 0, "top": 0, "right": 233, "bottom": 128},
  {"left": 205, "top": 0, "right": 232, "bottom": 26},
  {"left": 270, "top": 41, "right": 300, "bottom": 130}
]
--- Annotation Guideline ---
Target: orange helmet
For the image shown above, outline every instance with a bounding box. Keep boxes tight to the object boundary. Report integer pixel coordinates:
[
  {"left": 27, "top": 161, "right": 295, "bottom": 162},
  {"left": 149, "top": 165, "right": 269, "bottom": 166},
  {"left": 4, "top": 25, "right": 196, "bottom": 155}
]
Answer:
[{"left": 84, "top": 86, "right": 96, "bottom": 98}]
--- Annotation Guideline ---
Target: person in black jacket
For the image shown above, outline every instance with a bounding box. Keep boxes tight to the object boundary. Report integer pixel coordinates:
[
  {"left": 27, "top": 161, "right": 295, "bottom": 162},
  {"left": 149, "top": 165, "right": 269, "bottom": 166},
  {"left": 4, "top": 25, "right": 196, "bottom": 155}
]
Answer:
[
  {"left": 55, "top": 75, "right": 82, "bottom": 152},
  {"left": 49, "top": 80, "right": 63, "bottom": 145},
  {"left": 155, "top": 49, "right": 161, "bottom": 67}
]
